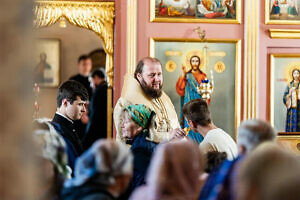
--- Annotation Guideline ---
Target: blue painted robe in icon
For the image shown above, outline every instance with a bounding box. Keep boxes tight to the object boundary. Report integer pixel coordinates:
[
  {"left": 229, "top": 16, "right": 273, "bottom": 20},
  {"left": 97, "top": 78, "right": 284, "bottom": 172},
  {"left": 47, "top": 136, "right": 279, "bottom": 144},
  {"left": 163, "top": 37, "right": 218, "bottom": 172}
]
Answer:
[
  {"left": 283, "top": 81, "right": 300, "bottom": 132},
  {"left": 176, "top": 72, "right": 207, "bottom": 144}
]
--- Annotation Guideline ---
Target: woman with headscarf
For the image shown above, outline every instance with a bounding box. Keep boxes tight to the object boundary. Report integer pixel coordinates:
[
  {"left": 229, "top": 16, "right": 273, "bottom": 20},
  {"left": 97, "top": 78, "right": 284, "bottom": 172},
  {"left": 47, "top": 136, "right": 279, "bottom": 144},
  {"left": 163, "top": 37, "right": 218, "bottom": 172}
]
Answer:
[
  {"left": 130, "top": 140, "right": 206, "bottom": 200},
  {"left": 61, "top": 140, "right": 133, "bottom": 200},
  {"left": 120, "top": 104, "right": 159, "bottom": 198}
]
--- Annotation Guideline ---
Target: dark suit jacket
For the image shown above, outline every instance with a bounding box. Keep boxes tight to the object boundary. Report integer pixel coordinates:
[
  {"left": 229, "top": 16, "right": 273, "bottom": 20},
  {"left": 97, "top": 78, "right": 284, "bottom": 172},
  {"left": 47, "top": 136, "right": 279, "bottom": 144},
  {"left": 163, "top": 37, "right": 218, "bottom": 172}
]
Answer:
[
  {"left": 83, "top": 81, "right": 107, "bottom": 151},
  {"left": 52, "top": 113, "right": 84, "bottom": 173}
]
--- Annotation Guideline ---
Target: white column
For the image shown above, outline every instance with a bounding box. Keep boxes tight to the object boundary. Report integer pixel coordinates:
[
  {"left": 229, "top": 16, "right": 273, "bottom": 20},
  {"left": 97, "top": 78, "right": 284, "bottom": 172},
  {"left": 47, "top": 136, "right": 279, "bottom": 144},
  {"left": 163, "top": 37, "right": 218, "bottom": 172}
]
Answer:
[
  {"left": 244, "top": 0, "right": 259, "bottom": 119},
  {"left": 127, "top": 0, "right": 137, "bottom": 74}
]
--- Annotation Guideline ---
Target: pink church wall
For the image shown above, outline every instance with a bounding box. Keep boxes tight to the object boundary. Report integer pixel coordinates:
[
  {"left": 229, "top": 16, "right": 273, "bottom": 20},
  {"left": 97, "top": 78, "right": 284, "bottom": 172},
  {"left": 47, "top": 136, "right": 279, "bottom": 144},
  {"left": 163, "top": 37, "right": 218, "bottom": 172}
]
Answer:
[
  {"left": 114, "top": 0, "right": 127, "bottom": 105},
  {"left": 258, "top": 0, "right": 300, "bottom": 120},
  {"left": 114, "top": 0, "right": 245, "bottom": 97},
  {"left": 114, "top": 0, "right": 300, "bottom": 127},
  {"left": 114, "top": 0, "right": 245, "bottom": 117},
  {"left": 137, "top": 1, "right": 244, "bottom": 60}
]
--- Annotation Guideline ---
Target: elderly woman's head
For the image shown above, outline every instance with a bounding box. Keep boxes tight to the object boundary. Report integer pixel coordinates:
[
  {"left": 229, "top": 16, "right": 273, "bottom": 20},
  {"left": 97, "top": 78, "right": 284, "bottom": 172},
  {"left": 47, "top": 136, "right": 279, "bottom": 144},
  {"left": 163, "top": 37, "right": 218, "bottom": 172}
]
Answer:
[
  {"left": 146, "top": 140, "right": 205, "bottom": 200},
  {"left": 121, "top": 104, "right": 155, "bottom": 140},
  {"left": 64, "top": 139, "right": 133, "bottom": 197}
]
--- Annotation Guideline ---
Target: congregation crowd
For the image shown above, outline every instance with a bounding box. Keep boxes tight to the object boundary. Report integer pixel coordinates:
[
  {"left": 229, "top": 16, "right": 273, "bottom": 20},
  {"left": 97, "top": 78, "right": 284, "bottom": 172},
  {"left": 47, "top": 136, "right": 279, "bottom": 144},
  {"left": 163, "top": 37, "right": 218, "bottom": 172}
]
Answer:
[{"left": 32, "top": 56, "right": 300, "bottom": 200}]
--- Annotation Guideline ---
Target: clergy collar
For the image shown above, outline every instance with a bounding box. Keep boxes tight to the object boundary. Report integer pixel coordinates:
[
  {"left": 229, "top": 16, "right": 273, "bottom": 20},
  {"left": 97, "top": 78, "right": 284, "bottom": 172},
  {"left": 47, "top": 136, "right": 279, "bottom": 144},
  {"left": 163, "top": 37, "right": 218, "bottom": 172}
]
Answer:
[{"left": 55, "top": 112, "right": 74, "bottom": 124}]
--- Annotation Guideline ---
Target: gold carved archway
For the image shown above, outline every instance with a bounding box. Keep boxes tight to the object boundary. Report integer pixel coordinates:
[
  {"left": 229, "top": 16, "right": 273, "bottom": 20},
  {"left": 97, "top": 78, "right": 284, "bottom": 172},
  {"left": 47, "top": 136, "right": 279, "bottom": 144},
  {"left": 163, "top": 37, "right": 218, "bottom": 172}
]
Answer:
[
  {"left": 33, "top": 0, "right": 115, "bottom": 138},
  {"left": 33, "top": 0, "right": 115, "bottom": 87}
]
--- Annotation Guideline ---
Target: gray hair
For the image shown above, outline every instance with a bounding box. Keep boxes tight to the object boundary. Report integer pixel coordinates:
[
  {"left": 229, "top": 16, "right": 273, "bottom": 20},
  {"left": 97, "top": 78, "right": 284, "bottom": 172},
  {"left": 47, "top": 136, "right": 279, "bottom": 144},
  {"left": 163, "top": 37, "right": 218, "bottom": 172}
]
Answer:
[
  {"left": 237, "top": 119, "right": 276, "bottom": 154},
  {"left": 64, "top": 139, "right": 133, "bottom": 188}
]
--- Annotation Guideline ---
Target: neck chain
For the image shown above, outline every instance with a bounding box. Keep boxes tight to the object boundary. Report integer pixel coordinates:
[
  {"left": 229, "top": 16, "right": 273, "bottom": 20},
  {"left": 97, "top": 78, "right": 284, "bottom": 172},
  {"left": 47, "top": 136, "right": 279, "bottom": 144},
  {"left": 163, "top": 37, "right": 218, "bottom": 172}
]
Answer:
[{"left": 151, "top": 98, "right": 171, "bottom": 131}]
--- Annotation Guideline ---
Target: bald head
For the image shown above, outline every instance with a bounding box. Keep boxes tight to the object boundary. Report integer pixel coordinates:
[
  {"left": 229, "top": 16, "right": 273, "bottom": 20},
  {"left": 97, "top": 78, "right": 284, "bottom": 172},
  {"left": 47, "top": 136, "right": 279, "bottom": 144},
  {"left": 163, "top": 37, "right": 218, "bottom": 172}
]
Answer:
[{"left": 134, "top": 57, "right": 162, "bottom": 79}]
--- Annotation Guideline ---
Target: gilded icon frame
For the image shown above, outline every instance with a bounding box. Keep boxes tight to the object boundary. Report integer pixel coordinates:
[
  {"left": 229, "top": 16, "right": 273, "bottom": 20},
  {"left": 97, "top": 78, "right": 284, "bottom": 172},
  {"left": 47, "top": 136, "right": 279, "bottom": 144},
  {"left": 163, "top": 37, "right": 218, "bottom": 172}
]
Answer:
[
  {"left": 269, "top": 53, "right": 300, "bottom": 134},
  {"left": 150, "top": 0, "right": 241, "bottom": 24},
  {"left": 34, "top": 38, "right": 60, "bottom": 87},
  {"left": 265, "top": 0, "right": 300, "bottom": 24},
  {"left": 149, "top": 38, "right": 241, "bottom": 139}
]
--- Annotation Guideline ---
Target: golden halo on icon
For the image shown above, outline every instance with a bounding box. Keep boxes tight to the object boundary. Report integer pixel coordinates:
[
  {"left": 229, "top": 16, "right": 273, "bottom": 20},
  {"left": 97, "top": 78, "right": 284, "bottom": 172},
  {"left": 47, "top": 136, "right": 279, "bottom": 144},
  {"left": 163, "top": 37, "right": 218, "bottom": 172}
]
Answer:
[
  {"left": 165, "top": 60, "right": 177, "bottom": 72},
  {"left": 214, "top": 61, "right": 226, "bottom": 73},
  {"left": 284, "top": 62, "right": 300, "bottom": 82},
  {"left": 184, "top": 50, "right": 205, "bottom": 72}
]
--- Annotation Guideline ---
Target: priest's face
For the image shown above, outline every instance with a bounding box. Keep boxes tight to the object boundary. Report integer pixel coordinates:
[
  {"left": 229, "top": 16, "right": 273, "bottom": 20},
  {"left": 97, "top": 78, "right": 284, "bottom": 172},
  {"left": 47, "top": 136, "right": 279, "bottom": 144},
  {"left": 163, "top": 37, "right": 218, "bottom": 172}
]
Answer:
[{"left": 137, "top": 60, "right": 163, "bottom": 98}]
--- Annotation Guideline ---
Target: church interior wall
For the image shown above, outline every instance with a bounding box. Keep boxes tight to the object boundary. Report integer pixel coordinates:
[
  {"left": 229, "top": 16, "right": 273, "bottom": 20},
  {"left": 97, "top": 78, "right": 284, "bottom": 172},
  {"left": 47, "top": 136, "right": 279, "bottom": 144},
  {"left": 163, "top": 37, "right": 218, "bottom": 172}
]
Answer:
[
  {"left": 114, "top": 0, "right": 300, "bottom": 123},
  {"left": 258, "top": 0, "right": 300, "bottom": 120},
  {"left": 35, "top": 22, "right": 102, "bottom": 118}
]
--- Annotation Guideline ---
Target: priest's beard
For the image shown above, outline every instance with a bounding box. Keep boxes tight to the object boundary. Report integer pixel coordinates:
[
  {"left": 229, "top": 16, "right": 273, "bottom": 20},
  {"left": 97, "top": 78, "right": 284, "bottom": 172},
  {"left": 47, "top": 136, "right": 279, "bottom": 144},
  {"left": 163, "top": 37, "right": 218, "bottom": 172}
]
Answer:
[{"left": 140, "top": 78, "right": 163, "bottom": 98}]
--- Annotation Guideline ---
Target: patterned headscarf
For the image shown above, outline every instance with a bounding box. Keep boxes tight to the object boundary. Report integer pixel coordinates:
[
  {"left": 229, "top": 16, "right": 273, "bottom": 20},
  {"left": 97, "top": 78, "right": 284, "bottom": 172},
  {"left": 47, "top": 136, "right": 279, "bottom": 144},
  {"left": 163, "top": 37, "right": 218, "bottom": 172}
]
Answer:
[
  {"left": 64, "top": 139, "right": 133, "bottom": 188},
  {"left": 125, "top": 104, "right": 155, "bottom": 129}
]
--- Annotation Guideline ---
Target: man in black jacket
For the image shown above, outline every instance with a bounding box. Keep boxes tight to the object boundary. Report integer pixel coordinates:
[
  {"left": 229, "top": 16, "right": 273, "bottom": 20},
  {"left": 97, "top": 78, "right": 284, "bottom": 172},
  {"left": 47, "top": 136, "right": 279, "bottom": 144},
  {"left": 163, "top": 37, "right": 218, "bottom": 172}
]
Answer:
[
  {"left": 69, "top": 55, "right": 93, "bottom": 139},
  {"left": 52, "top": 80, "right": 88, "bottom": 173},
  {"left": 69, "top": 55, "right": 93, "bottom": 99},
  {"left": 83, "top": 69, "right": 107, "bottom": 150}
]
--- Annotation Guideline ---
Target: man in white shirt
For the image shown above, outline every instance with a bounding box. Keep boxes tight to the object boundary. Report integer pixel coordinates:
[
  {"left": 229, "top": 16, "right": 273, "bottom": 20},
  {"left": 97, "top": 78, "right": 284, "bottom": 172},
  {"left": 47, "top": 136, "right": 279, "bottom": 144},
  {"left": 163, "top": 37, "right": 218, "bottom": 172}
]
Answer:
[{"left": 182, "top": 98, "right": 238, "bottom": 160}]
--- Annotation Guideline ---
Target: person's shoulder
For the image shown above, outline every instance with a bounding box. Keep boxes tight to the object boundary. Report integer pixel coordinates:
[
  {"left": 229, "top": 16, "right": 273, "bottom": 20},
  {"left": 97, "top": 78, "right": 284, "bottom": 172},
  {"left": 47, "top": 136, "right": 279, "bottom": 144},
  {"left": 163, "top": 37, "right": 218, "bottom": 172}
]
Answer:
[
  {"left": 211, "top": 128, "right": 231, "bottom": 139},
  {"left": 199, "top": 139, "right": 214, "bottom": 152},
  {"left": 161, "top": 91, "right": 172, "bottom": 102},
  {"left": 206, "top": 128, "right": 221, "bottom": 136},
  {"left": 96, "top": 82, "right": 108, "bottom": 92},
  {"left": 69, "top": 74, "right": 80, "bottom": 80},
  {"left": 205, "top": 129, "right": 225, "bottom": 140}
]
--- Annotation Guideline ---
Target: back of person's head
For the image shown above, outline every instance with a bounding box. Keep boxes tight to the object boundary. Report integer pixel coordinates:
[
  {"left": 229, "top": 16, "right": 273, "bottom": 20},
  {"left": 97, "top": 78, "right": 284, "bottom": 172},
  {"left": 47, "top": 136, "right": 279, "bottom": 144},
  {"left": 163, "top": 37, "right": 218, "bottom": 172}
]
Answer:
[
  {"left": 237, "top": 142, "right": 300, "bottom": 200},
  {"left": 64, "top": 139, "right": 133, "bottom": 188},
  {"left": 33, "top": 118, "right": 71, "bottom": 179},
  {"left": 56, "top": 80, "right": 88, "bottom": 108},
  {"left": 205, "top": 151, "right": 227, "bottom": 173},
  {"left": 237, "top": 119, "right": 276, "bottom": 154},
  {"left": 182, "top": 98, "right": 211, "bottom": 126},
  {"left": 77, "top": 54, "right": 90, "bottom": 63},
  {"left": 32, "top": 119, "right": 71, "bottom": 199},
  {"left": 146, "top": 140, "right": 205, "bottom": 200},
  {"left": 92, "top": 69, "right": 105, "bottom": 79},
  {"left": 134, "top": 57, "right": 161, "bottom": 80}
]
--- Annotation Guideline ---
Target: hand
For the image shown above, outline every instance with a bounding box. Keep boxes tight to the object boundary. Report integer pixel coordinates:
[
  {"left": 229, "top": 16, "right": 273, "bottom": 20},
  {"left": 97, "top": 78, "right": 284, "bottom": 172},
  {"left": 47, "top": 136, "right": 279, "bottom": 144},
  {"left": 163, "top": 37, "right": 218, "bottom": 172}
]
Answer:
[
  {"left": 170, "top": 128, "right": 186, "bottom": 140},
  {"left": 289, "top": 87, "right": 296, "bottom": 96},
  {"left": 181, "top": 65, "right": 186, "bottom": 76}
]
